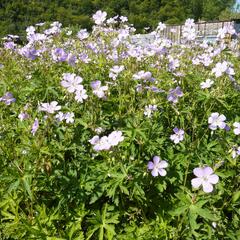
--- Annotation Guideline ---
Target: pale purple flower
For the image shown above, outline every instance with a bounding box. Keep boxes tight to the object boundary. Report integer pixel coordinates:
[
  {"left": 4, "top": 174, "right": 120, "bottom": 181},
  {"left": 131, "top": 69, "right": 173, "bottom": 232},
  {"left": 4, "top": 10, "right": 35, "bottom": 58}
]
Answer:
[
  {"left": 93, "top": 10, "right": 107, "bottom": 25},
  {"left": 79, "top": 52, "right": 91, "bottom": 63},
  {"left": 212, "top": 61, "right": 234, "bottom": 78},
  {"left": 52, "top": 48, "right": 68, "bottom": 62},
  {"left": 67, "top": 53, "right": 77, "bottom": 66},
  {"left": 89, "top": 135, "right": 100, "bottom": 145},
  {"left": 74, "top": 86, "right": 88, "bottom": 103},
  {"left": 168, "top": 56, "right": 180, "bottom": 71},
  {"left": 147, "top": 156, "right": 168, "bottom": 177},
  {"left": 144, "top": 105, "right": 157, "bottom": 118},
  {"left": 167, "top": 87, "right": 183, "bottom": 103},
  {"left": 18, "top": 112, "right": 29, "bottom": 121},
  {"left": 233, "top": 122, "right": 240, "bottom": 135},
  {"left": 31, "top": 118, "right": 39, "bottom": 136},
  {"left": 200, "top": 79, "right": 214, "bottom": 89},
  {"left": 39, "top": 101, "right": 61, "bottom": 114},
  {"left": 91, "top": 81, "right": 108, "bottom": 98},
  {"left": 55, "top": 112, "right": 65, "bottom": 122},
  {"left": 90, "top": 136, "right": 111, "bottom": 151},
  {"left": 4, "top": 41, "right": 16, "bottom": 49},
  {"left": 65, "top": 112, "right": 74, "bottom": 123},
  {"left": 182, "top": 19, "right": 196, "bottom": 41},
  {"left": 191, "top": 166, "right": 219, "bottom": 193},
  {"left": 61, "top": 73, "right": 83, "bottom": 93},
  {"left": 19, "top": 46, "right": 39, "bottom": 60},
  {"left": 77, "top": 29, "right": 89, "bottom": 40},
  {"left": 108, "top": 131, "right": 124, "bottom": 146},
  {"left": 0, "top": 92, "right": 16, "bottom": 105},
  {"left": 133, "top": 71, "right": 153, "bottom": 81},
  {"left": 170, "top": 128, "right": 184, "bottom": 144},
  {"left": 208, "top": 113, "right": 226, "bottom": 130},
  {"left": 89, "top": 130, "right": 124, "bottom": 151},
  {"left": 109, "top": 65, "right": 124, "bottom": 80}
]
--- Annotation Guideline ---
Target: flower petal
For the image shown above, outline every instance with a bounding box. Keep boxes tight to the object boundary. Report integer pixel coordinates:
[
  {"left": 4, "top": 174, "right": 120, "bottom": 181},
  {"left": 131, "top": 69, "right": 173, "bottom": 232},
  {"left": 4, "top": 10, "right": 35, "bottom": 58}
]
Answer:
[
  {"left": 147, "top": 161, "right": 154, "bottom": 170},
  {"left": 158, "top": 160, "right": 168, "bottom": 169},
  {"left": 208, "top": 174, "right": 219, "bottom": 184},
  {"left": 158, "top": 169, "right": 167, "bottom": 176},
  {"left": 193, "top": 167, "right": 204, "bottom": 177},
  {"left": 151, "top": 168, "right": 158, "bottom": 177},
  {"left": 191, "top": 178, "right": 202, "bottom": 188},
  {"left": 202, "top": 182, "right": 213, "bottom": 193},
  {"left": 153, "top": 156, "right": 160, "bottom": 165},
  {"left": 203, "top": 167, "right": 213, "bottom": 176}
]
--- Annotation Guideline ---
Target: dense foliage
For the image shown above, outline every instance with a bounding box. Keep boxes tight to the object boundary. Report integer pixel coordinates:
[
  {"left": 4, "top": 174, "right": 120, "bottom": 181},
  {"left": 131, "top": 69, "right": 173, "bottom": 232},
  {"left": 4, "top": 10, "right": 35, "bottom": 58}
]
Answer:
[
  {"left": 0, "top": 0, "right": 235, "bottom": 37},
  {"left": 0, "top": 12, "right": 240, "bottom": 239}
]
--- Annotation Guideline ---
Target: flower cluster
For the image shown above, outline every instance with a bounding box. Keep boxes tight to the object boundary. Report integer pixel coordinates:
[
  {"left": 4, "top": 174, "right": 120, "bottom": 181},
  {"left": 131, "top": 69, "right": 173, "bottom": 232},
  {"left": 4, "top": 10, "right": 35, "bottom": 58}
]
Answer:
[
  {"left": 89, "top": 131, "right": 124, "bottom": 151},
  {"left": 55, "top": 112, "right": 74, "bottom": 123}
]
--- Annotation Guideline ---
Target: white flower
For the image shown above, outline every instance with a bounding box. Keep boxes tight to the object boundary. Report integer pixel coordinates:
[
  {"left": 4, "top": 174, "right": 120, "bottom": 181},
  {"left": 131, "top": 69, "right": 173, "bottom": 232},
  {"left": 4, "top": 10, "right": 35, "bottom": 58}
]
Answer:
[
  {"left": 208, "top": 112, "right": 226, "bottom": 130},
  {"left": 200, "top": 79, "right": 214, "bottom": 89},
  {"left": 55, "top": 112, "right": 65, "bottom": 122}
]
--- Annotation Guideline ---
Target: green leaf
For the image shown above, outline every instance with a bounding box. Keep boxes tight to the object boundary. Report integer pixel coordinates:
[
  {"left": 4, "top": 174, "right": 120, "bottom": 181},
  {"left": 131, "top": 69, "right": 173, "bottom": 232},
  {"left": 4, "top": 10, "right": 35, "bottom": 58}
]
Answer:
[
  {"left": 22, "top": 175, "right": 33, "bottom": 201},
  {"left": 232, "top": 191, "right": 240, "bottom": 203},
  {"left": 192, "top": 206, "right": 219, "bottom": 221},
  {"left": 169, "top": 205, "right": 189, "bottom": 216}
]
